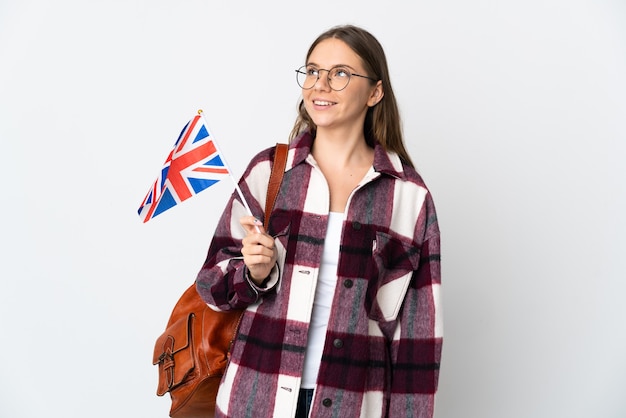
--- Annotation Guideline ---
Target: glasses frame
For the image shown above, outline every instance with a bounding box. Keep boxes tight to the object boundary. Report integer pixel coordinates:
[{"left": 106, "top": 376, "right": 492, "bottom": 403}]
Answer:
[{"left": 295, "top": 65, "right": 378, "bottom": 91}]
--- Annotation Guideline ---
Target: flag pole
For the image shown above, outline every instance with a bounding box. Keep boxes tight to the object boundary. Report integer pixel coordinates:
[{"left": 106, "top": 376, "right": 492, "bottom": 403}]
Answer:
[{"left": 197, "top": 109, "right": 260, "bottom": 232}]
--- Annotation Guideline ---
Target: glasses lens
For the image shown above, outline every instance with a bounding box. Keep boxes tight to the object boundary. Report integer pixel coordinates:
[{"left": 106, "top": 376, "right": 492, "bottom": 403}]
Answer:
[
  {"left": 328, "top": 67, "right": 350, "bottom": 91},
  {"left": 296, "top": 66, "right": 316, "bottom": 89}
]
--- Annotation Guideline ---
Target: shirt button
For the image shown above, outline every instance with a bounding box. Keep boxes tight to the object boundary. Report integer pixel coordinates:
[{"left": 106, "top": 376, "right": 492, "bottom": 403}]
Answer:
[
  {"left": 322, "top": 398, "right": 332, "bottom": 407},
  {"left": 343, "top": 279, "right": 353, "bottom": 288},
  {"left": 333, "top": 338, "right": 343, "bottom": 349},
  {"left": 352, "top": 221, "right": 361, "bottom": 230}
]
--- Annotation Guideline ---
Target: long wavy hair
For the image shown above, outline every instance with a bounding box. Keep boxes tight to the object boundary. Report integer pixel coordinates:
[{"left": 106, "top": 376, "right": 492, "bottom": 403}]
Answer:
[{"left": 289, "top": 25, "right": 414, "bottom": 168}]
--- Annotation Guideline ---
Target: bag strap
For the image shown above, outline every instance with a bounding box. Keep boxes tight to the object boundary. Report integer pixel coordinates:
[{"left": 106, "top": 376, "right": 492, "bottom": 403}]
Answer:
[{"left": 264, "top": 143, "right": 288, "bottom": 229}]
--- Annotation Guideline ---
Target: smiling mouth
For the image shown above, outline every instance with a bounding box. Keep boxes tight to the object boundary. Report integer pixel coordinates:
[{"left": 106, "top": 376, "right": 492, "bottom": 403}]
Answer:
[{"left": 313, "top": 100, "right": 335, "bottom": 106}]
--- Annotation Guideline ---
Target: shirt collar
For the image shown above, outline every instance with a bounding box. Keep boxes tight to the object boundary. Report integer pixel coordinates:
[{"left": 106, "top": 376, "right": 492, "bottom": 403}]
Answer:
[{"left": 290, "top": 131, "right": 406, "bottom": 180}]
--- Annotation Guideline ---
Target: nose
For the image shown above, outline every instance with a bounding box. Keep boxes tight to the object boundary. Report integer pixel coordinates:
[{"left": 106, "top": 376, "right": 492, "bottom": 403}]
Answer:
[{"left": 313, "top": 69, "right": 332, "bottom": 91}]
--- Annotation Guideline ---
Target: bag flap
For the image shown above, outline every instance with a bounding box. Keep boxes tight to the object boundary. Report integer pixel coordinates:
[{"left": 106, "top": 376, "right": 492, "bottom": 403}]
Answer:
[
  {"left": 153, "top": 313, "right": 192, "bottom": 364},
  {"left": 153, "top": 313, "right": 195, "bottom": 396}
]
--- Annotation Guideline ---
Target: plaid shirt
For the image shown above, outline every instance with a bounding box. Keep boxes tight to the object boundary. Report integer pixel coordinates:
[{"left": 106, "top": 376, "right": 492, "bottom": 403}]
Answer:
[{"left": 196, "top": 132, "right": 442, "bottom": 418}]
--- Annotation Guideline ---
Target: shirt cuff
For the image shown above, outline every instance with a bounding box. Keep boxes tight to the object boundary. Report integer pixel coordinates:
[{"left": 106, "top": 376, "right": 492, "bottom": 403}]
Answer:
[{"left": 245, "top": 263, "right": 280, "bottom": 293}]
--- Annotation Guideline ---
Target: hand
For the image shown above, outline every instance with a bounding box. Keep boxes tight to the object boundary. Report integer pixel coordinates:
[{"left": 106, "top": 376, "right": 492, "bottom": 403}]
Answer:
[{"left": 240, "top": 216, "right": 278, "bottom": 285}]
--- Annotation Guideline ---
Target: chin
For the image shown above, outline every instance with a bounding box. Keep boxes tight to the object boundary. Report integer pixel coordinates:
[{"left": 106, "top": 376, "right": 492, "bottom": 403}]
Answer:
[{"left": 309, "top": 116, "right": 335, "bottom": 129}]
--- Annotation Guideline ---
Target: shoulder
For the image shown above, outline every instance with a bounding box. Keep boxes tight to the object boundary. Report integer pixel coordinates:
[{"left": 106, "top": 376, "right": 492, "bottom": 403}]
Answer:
[
  {"left": 379, "top": 148, "right": 439, "bottom": 216},
  {"left": 375, "top": 144, "right": 430, "bottom": 191},
  {"left": 247, "top": 145, "right": 278, "bottom": 166},
  {"left": 244, "top": 132, "right": 313, "bottom": 177},
  {"left": 241, "top": 144, "right": 280, "bottom": 178},
  {"left": 400, "top": 161, "right": 431, "bottom": 191}
]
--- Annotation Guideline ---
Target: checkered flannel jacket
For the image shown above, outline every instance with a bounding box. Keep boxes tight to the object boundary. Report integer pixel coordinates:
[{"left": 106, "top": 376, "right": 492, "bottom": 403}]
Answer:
[{"left": 196, "top": 131, "right": 442, "bottom": 418}]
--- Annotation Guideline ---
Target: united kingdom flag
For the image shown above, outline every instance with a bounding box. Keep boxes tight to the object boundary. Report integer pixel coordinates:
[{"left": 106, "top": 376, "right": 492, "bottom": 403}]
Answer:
[{"left": 138, "top": 113, "right": 230, "bottom": 223}]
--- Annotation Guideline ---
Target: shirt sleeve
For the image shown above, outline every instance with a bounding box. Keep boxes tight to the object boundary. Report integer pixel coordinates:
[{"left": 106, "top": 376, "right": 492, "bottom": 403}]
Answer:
[
  {"left": 388, "top": 195, "right": 443, "bottom": 418},
  {"left": 195, "top": 150, "right": 281, "bottom": 310}
]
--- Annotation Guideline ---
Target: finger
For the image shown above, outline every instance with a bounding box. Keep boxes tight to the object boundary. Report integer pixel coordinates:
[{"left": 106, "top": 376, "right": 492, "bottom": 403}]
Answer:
[
  {"left": 240, "top": 216, "right": 265, "bottom": 234},
  {"left": 242, "top": 230, "right": 272, "bottom": 247},
  {"left": 242, "top": 248, "right": 274, "bottom": 271},
  {"left": 242, "top": 237, "right": 274, "bottom": 256}
]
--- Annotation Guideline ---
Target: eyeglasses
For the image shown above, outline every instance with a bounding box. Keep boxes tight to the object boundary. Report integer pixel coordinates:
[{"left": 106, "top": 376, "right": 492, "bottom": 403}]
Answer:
[{"left": 295, "top": 65, "right": 377, "bottom": 91}]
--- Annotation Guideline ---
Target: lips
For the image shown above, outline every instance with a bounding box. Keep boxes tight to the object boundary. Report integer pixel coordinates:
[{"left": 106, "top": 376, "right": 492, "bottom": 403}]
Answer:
[{"left": 313, "top": 100, "right": 336, "bottom": 106}]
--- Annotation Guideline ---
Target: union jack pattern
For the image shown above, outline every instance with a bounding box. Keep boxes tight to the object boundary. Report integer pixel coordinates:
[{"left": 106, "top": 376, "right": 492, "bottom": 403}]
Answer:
[{"left": 138, "top": 114, "right": 230, "bottom": 223}]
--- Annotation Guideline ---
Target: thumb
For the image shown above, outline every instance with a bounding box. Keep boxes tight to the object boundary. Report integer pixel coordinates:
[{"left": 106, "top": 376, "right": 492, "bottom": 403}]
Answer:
[{"left": 240, "top": 216, "right": 265, "bottom": 234}]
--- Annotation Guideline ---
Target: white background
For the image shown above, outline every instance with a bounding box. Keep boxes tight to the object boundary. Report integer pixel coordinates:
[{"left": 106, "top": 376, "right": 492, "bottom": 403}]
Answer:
[{"left": 1, "top": 1, "right": 625, "bottom": 417}]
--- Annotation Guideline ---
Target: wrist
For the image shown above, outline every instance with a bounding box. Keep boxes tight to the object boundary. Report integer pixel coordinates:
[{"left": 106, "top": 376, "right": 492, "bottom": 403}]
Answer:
[{"left": 246, "top": 268, "right": 270, "bottom": 287}]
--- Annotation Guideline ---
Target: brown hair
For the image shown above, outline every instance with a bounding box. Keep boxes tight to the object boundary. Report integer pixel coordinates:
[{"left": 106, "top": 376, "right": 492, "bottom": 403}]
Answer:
[{"left": 289, "top": 24, "right": 414, "bottom": 168}]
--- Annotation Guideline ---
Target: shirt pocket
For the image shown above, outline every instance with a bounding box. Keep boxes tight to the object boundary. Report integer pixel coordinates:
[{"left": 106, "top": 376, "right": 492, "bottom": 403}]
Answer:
[{"left": 369, "top": 231, "right": 420, "bottom": 322}]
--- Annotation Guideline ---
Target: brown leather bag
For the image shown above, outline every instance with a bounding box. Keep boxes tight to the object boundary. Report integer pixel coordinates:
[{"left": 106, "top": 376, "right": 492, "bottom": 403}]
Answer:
[{"left": 153, "top": 143, "right": 289, "bottom": 418}]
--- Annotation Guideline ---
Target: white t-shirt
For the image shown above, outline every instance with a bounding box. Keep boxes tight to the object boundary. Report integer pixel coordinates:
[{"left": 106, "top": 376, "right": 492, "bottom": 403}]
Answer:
[{"left": 301, "top": 212, "right": 343, "bottom": 388}]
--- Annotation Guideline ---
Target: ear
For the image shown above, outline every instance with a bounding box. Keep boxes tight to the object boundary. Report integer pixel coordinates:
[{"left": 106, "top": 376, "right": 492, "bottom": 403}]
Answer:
[{"left": 367, "top": 80, "right": 384, "bottom": 107}]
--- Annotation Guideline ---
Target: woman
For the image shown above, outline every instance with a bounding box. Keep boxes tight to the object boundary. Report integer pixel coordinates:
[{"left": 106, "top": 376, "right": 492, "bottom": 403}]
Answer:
[{"left": 196, "top": 24, "right": 442, "bottom": 418}]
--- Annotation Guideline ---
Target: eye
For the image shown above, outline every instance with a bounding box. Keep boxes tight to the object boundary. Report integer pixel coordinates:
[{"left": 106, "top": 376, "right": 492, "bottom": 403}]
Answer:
[
  {"left": 331, "top": 67, "right": 350, "bottom": 78},
  {"left": 305, "top": 66, "right": 319, "bottom": 77}
]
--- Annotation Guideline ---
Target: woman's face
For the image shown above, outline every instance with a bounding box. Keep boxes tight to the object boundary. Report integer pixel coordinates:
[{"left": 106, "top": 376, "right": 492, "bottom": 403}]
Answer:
[{"left": 302, "top": 38, "right": 383, "bottom": 134}]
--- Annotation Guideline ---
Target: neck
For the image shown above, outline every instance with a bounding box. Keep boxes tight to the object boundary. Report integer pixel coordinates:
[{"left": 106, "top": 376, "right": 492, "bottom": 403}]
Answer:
[
  {"left": 312, "top": 129, "right": 372, "bottom": 168},
  {"left": 310, "top": 131, "right": 375, "bottom": 213}
]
